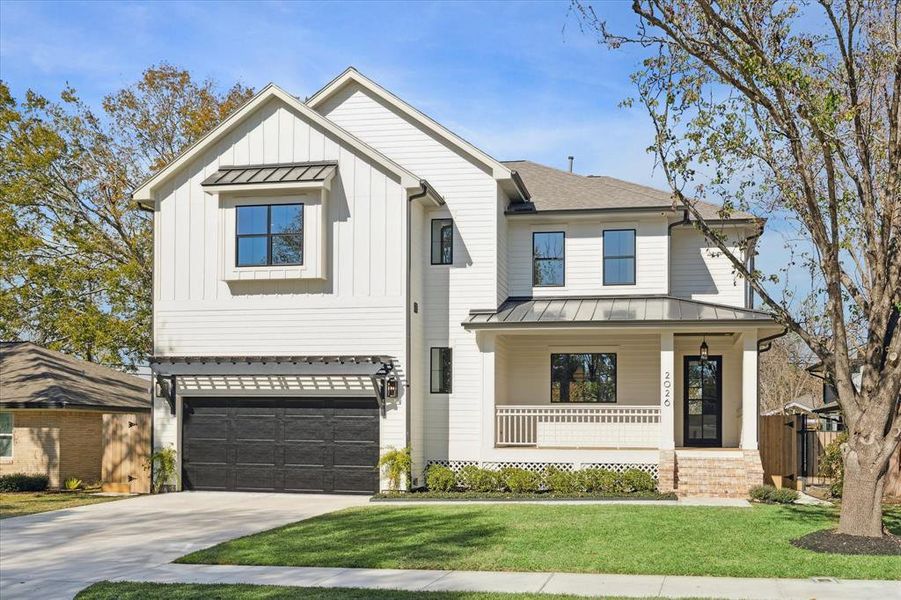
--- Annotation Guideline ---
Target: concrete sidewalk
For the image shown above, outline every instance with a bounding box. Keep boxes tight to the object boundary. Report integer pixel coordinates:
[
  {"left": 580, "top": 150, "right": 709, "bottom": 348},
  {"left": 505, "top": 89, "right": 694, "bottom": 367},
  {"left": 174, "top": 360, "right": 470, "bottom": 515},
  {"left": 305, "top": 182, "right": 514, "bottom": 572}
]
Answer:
[{"left": 114, "top": 563, "right": 900, "bottom": 600}]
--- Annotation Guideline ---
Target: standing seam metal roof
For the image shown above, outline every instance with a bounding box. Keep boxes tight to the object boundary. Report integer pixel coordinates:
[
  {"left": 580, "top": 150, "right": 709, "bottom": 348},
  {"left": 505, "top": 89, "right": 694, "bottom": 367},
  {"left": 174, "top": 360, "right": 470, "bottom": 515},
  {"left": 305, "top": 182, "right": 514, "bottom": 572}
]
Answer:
[{"left": 201, "top": 161, "right": 338, "bottom": 187}]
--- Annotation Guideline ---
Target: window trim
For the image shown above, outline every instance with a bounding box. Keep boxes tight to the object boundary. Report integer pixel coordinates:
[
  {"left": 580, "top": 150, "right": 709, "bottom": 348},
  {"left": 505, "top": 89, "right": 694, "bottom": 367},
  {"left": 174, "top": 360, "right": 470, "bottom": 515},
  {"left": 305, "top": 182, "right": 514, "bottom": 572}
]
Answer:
[
  {"left": 430, "top": 347, "right": 453, "bottom": 394},
  {"left": 602, "top": 228, "right": 636, "bottom": 286},
  {"left": 532, "top": 231, "right": 566, "bottom": 288},
  {"left": 0, "top": 412, "right": 13, "bottom": 460},
  {"left": 549, "top": 352, "right": 618, "bottom": 404},
  {"left": 235, "top": 203, "right": 304, "bottom": 268},
  {"left": 430, "top": 218, "right": 454, "bottom": 265}
]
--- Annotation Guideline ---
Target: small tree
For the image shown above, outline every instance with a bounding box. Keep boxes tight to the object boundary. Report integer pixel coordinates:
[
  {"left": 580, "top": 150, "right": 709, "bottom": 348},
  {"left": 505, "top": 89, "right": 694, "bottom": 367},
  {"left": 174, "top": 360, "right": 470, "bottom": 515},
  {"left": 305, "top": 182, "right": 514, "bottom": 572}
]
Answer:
[{"left": 574, "top": 0, "right": 901, "bottom": 537}]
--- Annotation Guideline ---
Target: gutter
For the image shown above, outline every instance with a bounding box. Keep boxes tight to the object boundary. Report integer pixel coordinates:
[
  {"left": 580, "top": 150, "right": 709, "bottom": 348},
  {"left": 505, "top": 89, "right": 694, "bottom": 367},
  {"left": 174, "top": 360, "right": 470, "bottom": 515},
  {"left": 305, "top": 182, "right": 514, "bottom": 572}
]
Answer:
[{"left": 667, "top": 211, "right": 690, "bottom": 296}]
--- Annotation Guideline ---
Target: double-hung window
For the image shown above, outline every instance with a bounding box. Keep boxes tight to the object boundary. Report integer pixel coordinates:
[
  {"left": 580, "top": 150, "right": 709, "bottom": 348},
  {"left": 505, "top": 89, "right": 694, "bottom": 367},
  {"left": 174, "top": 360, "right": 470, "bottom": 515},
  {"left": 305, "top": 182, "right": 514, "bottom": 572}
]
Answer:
[
  {"left": 431, "top": 219, "right": 453, "bottom": 265},
  {"left": 533, "top": 231, "right": 565, "bottom": 287},
  {"left": 430, "top": 347, "right": 452, "bottom": 393},
  {"left": 603, "top": 229, "right": 635, "bottom": 285},
  {"left": 551, "top": 353, "right": 617, "bottom": 403},
  {"left": 236, "top": 203, "right": 303, "bottom": 267},
  {"left": 0, "top": 412, "right": 12, "bottom": 458}
]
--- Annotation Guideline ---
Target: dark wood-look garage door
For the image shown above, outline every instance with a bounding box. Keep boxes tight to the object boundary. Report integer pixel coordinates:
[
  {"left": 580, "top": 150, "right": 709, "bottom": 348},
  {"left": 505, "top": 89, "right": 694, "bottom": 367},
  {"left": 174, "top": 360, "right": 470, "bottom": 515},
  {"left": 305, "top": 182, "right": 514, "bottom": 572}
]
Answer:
[{"left": 182, "top": 397, "right": 379, "bottom": 494}]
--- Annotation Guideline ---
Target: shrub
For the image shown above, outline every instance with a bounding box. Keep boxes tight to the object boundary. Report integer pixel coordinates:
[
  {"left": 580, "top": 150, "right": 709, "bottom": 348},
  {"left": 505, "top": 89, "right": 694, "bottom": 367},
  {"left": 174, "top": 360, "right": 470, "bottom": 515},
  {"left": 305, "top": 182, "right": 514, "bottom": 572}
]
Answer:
[
  {"left": 0, "top": 473, "right": 49, "bottom": 492},
  {"left": 64, "top": 477, "right": 83, "bottom": 491},
  {"left": 425, "top": 465, "right": 457, "bottom": 492},
  {"left": 820, "top": 431, "right": 848, "bottom": 498},
  {"left": 750, "top": 484, "right": 796, "bottom": 504},
  {"left": 458, "top": 465, "right": 500, "bottom": 492},
  {"left": 544, "top": 467, "right": 579, "bottom": 494},
  {"left": 500, "top": 467, "right": 540, "bottom": 493},
  {"left": 621, "top": 468, "right": 656, "bottom": 493},
  {"left": 749, "top": 484, "right": 775, "bottom": 502},
  {"left": 578, "top": 468, "right": 622, "bottom": 493},
  {"left": 378, "top": 447, "right": 412, "bottom": 491},
  {"left": 147, "top": 445, "right": 178, "bottom": 494}
]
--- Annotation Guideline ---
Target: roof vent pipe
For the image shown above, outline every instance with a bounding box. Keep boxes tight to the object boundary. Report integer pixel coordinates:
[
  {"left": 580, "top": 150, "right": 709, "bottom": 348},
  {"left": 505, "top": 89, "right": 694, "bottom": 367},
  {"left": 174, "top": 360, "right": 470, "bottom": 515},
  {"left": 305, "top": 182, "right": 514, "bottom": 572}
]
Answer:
[{"left": 568, "top": 156, "right": 574, "bottom": 173}]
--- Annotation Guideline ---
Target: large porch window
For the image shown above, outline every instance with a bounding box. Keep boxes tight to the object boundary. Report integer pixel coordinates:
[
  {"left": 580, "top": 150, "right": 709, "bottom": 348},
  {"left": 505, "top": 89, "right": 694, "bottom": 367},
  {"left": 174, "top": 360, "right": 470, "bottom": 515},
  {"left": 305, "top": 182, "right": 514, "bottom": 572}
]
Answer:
[{"left": 551, "top": 353, "right": 617, "bottom": 403}]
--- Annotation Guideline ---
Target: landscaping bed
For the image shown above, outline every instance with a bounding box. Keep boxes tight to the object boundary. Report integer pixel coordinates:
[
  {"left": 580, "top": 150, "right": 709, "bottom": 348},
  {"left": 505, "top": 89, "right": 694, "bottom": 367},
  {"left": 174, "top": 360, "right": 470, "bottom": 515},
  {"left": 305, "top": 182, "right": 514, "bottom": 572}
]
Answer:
[
  {"left": 791, "top": 528, "right": 901, "bottom": 556},
  {"left": 373, "top": 490, "right": 676, "bottom": 501},
  {"left": 176, "top": 503, "right": 901, "bottom": 579}
]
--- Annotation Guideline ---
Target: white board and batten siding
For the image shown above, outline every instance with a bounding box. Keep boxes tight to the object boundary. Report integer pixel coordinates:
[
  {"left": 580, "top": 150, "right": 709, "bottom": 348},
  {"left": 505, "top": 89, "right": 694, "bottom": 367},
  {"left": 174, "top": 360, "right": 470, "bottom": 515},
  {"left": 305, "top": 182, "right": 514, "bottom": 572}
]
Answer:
[
  {"left": 317, "top": 83, "right": 502, "bottom": 467},
  {"left": 151, "top": 96, "right": 409, "bottom": 457}
]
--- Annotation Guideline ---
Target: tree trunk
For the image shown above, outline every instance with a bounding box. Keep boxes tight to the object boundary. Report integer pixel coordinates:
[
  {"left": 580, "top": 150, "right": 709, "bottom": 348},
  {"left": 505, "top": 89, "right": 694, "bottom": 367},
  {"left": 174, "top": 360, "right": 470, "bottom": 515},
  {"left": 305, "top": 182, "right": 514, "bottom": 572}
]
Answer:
[{"left": 837, "top": 453, "right": 886, "bottom": 537}]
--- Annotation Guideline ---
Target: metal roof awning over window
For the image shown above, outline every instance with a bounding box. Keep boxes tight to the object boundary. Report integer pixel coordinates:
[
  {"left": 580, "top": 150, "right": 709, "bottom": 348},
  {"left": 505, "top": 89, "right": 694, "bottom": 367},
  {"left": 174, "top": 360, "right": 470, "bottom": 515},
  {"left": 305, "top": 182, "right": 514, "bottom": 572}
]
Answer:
[
  {"left": 150, "top": 355, "right": 391, "bottom": 376},
  {"left": 463, "top": 296, "right": 775, "bottom": 330},
  {"left": 201, "top": 161, "right": 338, "bottom": 189}
]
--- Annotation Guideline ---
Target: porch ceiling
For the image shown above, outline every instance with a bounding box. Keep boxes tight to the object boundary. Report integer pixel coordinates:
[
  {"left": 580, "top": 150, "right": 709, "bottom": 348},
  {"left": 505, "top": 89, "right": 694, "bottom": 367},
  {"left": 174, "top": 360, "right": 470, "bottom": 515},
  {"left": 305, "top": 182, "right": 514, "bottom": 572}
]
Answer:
[{"left": 463, "top": 296, "right": 775, "bottom": 330}]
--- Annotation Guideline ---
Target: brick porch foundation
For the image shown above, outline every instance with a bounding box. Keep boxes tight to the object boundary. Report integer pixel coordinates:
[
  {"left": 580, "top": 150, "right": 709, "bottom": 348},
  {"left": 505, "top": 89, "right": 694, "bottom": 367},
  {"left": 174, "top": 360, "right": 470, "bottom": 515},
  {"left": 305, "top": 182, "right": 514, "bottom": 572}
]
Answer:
[{"left": 659, "top": 449, "right": 764, "bottom": 498}]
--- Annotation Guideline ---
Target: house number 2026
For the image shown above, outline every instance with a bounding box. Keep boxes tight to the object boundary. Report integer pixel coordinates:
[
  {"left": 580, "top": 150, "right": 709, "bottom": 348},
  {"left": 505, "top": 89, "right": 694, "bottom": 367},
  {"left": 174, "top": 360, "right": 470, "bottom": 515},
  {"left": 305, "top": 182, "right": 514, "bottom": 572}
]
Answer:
[{"left": 663, "top": 371, "right": 672, "bottom": 407}]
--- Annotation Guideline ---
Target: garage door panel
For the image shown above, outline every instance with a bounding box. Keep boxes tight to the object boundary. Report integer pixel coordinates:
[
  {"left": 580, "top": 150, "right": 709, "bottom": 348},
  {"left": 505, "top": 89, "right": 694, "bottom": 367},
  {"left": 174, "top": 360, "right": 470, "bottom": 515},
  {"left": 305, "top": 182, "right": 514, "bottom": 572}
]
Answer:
[{"left": 182, "top": 397, "right": 378, "bottom": 494}]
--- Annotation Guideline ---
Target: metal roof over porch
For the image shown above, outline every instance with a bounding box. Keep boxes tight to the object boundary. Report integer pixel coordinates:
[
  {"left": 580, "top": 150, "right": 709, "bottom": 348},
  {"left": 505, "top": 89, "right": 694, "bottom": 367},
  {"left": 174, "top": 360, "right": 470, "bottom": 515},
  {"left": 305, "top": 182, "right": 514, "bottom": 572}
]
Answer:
[{"left": 462, "top": 296, "right": 775, "bottom": 329}]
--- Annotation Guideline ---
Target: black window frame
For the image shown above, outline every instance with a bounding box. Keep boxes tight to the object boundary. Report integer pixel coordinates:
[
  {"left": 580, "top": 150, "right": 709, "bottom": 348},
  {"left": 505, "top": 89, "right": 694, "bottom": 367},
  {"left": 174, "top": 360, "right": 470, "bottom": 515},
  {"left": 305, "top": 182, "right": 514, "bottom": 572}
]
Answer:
[
  {"left": 430, "top": 347, "right": 452, "bottom": 394},
  {"left": 550, "top": 352, "right": 617, "bottom": 404},
  {"left": 602, "top": 228, "right": 636, "bottom": 286},
  {"left": 430, "top": 218, "right": 454, "bottom": 265},
  {"left": 236, "top": 203, "right": 304, "bottom": 267},
  {"left": 532, "top": 231, "right": 565, "bottom": 287}
]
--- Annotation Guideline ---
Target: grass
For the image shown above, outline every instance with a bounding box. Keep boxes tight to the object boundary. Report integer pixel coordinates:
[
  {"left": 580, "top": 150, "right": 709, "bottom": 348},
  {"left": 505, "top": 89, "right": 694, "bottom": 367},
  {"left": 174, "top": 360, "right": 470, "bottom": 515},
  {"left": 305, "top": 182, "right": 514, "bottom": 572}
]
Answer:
[
  {"left": 0, "top": 491, "right": 124, "bottom": 519},
  {"left": 178, "top": 503, "right": 901, "bottom": 580},
  {"left": 75, "top": 582, "right": 708, "bottom": 600}
]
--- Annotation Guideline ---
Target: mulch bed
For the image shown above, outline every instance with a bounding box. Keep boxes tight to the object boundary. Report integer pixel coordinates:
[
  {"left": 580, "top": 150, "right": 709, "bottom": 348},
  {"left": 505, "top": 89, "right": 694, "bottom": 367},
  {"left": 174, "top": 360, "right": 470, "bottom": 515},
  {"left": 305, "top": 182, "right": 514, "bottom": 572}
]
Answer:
[{"left": 791, "top": 528, "right": 901, "bottom": 556}]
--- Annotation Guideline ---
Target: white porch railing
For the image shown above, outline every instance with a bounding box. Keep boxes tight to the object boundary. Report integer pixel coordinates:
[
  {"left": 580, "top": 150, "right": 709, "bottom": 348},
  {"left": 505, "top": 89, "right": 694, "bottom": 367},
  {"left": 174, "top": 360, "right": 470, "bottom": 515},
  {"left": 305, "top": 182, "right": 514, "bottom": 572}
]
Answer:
[{"left": 495, "top": 405, "right": 661, "bottom": 449}]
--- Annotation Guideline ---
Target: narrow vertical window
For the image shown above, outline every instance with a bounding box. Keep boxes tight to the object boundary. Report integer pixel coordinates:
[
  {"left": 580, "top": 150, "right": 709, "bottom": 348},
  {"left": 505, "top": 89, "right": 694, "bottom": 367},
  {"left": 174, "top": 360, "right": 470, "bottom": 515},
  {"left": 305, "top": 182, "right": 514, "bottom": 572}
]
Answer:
[
  {"left": 533, "top": 231, "right": 565, "bottom": 287},
  {"left": 430, "top": 347, "right": 452, "bottom": 393},
  {"left": 236, "top": 203, "right": 303, "bottom": 267},
  {"left": 431, "top": 218, "right": 453, "bottom": 265},
  {"left": 0, "top": 412, "right": 12, "bottom": 458},
  {"left": 603, "top": 229, "right": 636, "bottom": 285}
]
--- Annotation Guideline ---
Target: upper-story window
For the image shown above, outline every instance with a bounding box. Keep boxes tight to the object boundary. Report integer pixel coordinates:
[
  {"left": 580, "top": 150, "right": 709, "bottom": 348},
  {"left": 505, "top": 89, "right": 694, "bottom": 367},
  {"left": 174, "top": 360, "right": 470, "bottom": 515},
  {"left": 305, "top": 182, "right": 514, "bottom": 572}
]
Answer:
[
  {"left": 236, "top": 203, "right": 303, "bottom": 267},
  {"left": 533, "top": 231, "right": 565, "bottom": 287},
  {"left": 603, "top": 229, "right": 635, "bottom": 285},
  {"left": 431, "top": 218, "right": 453, "bottom": 265}
]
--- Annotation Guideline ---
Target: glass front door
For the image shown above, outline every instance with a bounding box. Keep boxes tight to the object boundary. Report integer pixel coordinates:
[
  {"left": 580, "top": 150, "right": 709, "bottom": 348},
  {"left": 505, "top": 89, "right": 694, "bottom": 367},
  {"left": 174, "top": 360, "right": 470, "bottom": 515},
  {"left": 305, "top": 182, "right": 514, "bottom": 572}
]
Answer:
[{"left": 683, "top": 356, "right": 722, "bottom": 447}]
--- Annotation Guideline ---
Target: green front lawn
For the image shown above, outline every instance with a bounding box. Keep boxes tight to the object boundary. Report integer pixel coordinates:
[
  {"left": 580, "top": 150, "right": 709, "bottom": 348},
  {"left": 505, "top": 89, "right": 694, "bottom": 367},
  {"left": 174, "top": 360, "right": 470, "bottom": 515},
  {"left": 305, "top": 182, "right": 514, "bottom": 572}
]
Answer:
[
  {"left": 0, "top": 492, "right": 125, "bottom": 519},
  {"left": 76, "top": 582, "right": 706, "bottom": 600},
  {"left": 178, "top": 504, "right": 901, "bottom": 580}
]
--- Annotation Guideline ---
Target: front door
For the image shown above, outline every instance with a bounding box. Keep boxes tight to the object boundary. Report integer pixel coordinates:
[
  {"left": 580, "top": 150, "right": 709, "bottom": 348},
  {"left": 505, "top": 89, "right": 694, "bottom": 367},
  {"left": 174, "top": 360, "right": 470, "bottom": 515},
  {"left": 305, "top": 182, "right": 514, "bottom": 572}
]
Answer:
[{"left": 683, "top": 356, "right": 722, "bottom": 447}]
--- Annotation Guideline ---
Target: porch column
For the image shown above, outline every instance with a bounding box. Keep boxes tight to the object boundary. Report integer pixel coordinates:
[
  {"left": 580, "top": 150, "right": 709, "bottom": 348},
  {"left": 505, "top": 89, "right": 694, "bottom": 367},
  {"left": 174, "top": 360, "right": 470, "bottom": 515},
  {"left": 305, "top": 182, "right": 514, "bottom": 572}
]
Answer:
[
  {"left": 741, "top": 329, "right": 759, "bottom": 449},
  {"left": 479, "top": 332, "right": 497, "bottom": 460},
  {"left": 659, "top": 331, "right": 675, "bottom": 449}
]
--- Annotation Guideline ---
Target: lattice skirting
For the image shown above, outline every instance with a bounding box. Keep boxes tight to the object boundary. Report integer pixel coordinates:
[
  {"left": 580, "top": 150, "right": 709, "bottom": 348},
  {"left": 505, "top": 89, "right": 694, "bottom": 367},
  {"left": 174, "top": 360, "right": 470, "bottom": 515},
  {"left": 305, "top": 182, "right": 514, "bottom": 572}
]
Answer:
[{"left": 426, "top": 460, "right": 658, "bottom": 480}]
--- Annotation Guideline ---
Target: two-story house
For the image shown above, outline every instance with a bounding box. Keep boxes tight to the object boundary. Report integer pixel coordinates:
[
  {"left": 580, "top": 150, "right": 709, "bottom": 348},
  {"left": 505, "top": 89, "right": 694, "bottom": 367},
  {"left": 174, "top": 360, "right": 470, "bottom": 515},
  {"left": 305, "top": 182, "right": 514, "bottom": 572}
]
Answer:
[{"left": 136, "top": 68, "right": 781, "bottom": 497}]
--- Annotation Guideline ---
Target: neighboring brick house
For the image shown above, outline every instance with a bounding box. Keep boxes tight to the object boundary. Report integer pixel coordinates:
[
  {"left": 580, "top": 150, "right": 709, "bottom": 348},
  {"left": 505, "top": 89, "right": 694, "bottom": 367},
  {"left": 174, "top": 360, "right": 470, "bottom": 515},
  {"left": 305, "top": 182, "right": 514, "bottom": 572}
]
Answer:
[{"left": 0, "top": 342, "right": 150, "bottom": 489}]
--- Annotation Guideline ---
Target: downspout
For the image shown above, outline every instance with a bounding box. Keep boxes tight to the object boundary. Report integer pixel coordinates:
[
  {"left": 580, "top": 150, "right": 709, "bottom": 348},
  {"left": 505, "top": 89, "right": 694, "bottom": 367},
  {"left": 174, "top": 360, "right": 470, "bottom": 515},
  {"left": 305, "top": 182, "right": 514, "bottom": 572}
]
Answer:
[
  {"left": 405, "top": 181, "right": 431, "bottom": 486},
  {"left": 757, "top": 327, "right": 788, "bottom": 446},
  {"left": 135, "top": 194, "right": 156, "bottom": 492},
  {"left": 666, "top": 209, "right": 690, "bottom": 296}
]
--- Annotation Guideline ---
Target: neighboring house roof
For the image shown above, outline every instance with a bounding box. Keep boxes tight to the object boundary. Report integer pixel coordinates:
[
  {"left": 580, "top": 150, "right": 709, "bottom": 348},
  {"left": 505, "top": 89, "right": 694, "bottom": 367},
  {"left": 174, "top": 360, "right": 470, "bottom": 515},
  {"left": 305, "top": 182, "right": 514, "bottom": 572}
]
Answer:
[
  {"left": 0, "top": 342, "right": 150, "bottom": 411},
  {"left": 463, "top": 296, "right": 775, "bottom": 329},
  {"left": 132, "top": 83, "right": 430, "bottom": 206},
  {"left": 503, "top": 160, "right": 756, "bottom": 221}
]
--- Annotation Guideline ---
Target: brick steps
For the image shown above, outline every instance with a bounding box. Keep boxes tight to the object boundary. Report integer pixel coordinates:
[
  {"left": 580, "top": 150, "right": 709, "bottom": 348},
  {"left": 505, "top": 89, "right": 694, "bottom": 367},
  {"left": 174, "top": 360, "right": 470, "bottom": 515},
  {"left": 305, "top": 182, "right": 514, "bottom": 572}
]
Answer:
[{"left": 659, "top": 450, "right": 763, "bottom": 498}]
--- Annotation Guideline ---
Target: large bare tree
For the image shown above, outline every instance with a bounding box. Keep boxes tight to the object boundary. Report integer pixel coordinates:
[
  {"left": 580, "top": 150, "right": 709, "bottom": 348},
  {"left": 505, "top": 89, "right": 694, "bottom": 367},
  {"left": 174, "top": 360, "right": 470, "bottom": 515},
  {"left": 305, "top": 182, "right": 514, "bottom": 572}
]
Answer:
[{"left": 575, "top": 0, "right": 900, "bottom": 537}]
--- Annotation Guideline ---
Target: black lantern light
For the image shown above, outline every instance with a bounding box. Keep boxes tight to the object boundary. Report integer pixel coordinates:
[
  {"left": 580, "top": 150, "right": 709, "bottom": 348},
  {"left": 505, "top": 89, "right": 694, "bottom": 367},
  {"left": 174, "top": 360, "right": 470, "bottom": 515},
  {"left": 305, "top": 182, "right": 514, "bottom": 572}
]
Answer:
[
  {"left": 699, "top": 336, "right": 709, "bottom": 362},
  {"left": 385, "top": 376, "right": 399, "bottom": 399}
]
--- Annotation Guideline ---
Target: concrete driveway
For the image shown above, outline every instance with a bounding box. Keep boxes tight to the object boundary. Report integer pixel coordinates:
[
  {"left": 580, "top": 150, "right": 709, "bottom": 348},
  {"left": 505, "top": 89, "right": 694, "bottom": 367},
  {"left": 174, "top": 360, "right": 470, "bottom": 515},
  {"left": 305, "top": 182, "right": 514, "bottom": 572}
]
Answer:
[{"left": 0, "top": 491, "right": 369, "bottom": 600}]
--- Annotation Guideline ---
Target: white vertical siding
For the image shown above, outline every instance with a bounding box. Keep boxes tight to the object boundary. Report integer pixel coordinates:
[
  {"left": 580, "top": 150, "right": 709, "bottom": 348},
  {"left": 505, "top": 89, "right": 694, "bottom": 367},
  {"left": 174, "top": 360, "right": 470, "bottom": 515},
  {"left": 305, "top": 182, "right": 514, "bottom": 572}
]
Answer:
[
  {"left": 506, "top": 217, "right": 669, "bottom": 298},
  {"left": 670, "top": 228, "right": 747, "bottom": 307}
]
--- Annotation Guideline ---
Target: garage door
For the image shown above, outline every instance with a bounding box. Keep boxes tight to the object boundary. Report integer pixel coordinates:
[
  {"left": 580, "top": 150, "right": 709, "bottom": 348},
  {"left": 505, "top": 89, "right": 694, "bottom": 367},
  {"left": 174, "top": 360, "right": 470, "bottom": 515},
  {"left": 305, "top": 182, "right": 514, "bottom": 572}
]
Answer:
[{"left": 182, "top": 397, "right": 379, "bottom": 494}]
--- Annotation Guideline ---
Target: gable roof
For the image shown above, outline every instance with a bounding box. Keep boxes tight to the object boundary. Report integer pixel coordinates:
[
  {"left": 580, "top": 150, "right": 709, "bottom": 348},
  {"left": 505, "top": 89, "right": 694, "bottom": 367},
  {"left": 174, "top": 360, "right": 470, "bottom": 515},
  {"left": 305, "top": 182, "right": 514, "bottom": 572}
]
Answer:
[
  {"left": 0, "top": 342, "right": 150, "bottom": 411},
  {"left": 504, "top": 160, "right": 756, "bottom": 221},
  {"left": 307, "top": 67, "right": 520, "bottom": 184},
  {"left": 132, "top": 83, "right": 425, "bottom": 205}
]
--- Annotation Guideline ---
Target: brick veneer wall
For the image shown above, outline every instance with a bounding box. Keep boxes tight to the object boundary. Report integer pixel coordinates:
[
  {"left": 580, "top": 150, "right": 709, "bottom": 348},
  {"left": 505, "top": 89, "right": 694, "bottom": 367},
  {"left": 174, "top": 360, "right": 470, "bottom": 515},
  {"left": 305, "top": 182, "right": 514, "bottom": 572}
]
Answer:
[{"left": 0, "top": 410, "right": 103, "bottom": 488}]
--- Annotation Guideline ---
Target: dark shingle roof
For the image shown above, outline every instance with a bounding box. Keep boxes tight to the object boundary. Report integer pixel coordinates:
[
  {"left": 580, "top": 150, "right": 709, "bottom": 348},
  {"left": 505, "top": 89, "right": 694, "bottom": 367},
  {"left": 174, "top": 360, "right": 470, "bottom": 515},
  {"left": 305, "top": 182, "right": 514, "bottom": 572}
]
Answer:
[
  {"left": 0, "top": 342, "right": 150, "bottom": 411},
  {"left": 503, "top": 160, "right": 755, "bottom": 220},
  {"left": 201, "top": 161, "right": 337, "bottom": 187},
  {"left": 463, "top": 296, "right": 774, "bottom": 329}
]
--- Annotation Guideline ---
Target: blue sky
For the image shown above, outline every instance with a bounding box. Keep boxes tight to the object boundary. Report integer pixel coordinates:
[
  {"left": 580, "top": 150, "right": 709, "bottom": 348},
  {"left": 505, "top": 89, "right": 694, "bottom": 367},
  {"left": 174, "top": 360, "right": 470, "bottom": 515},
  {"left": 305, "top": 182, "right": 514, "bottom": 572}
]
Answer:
[{"left": 0, "top": 0, "right": 802, "bottom": 296}]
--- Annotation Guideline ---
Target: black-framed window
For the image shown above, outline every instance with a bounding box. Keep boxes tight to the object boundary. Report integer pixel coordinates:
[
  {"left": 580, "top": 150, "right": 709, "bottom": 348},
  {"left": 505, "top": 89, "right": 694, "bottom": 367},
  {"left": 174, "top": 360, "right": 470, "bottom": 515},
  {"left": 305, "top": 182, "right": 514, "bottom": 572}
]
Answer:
[
  {"left": 533, "top": 231, "right": 565, "bottom": 287},
  {"left": 430, "top": 347, "right": 452, "bottom": 393},
  {"left": 431, "top": 218, "right": 453, "bottom": 265},
  {"left": 603, "top": 229, "right": 635, "bottom": 285},
  {"left": 551, "top": 353, "right": 617, "bottom": 403},
  {"left": 236, "top": 203, "right": 303, "bottom": 267}
]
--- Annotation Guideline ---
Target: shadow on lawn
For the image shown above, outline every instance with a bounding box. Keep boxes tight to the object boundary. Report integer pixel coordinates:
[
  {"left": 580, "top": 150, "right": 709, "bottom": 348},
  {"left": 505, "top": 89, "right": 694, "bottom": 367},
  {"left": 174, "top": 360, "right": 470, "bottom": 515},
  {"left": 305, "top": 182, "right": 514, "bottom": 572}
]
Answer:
[
  {"left": 772, "top": 503, "right": 901, "bottom": 536},
  {"left": 181, "top": 507, "right": 507, "bottom": 568}
]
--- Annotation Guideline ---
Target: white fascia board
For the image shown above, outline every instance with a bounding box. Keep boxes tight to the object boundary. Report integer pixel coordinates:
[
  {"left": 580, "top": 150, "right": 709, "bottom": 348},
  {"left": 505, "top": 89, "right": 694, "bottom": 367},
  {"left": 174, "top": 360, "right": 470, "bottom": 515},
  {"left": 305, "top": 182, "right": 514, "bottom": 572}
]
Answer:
[
  {"left": 307, "top": 67, "right": 514, "bottom": 181},
  {"left": 132, "top": 83, "right": 421, "bottom": 203}
]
